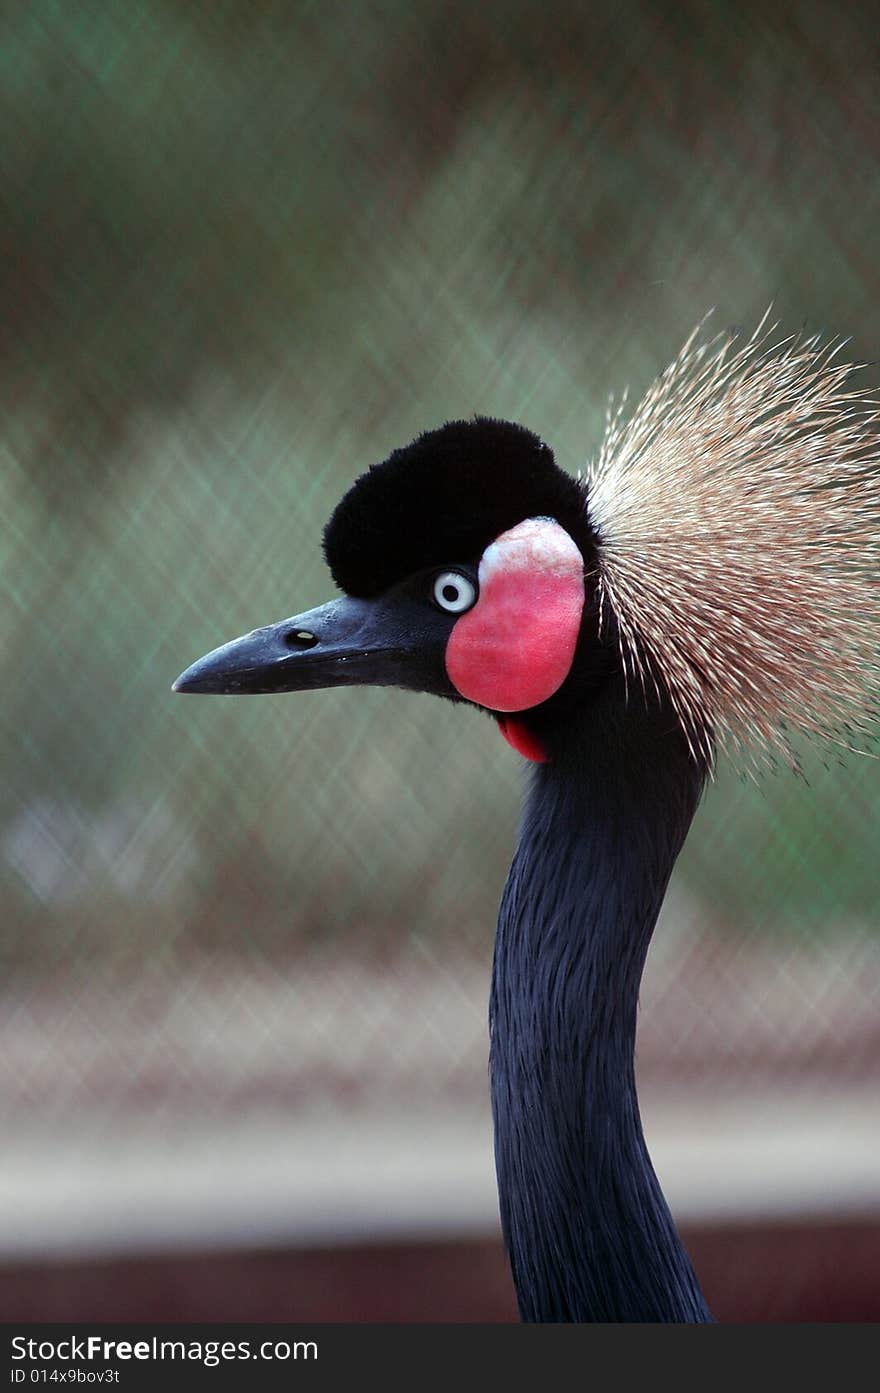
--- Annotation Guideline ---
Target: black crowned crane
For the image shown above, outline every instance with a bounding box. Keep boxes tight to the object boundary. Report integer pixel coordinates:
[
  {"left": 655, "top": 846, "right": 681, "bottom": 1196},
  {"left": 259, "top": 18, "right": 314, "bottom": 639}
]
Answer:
[{"left": 174, "top": 321, "right": 880, "bottom": 1323}]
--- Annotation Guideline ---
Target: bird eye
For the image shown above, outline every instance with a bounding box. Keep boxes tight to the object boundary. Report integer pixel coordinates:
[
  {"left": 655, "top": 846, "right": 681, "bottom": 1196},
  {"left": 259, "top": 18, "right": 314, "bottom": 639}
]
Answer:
[{"left": 432, "top": 570, "right": 477, "bottom": 614}]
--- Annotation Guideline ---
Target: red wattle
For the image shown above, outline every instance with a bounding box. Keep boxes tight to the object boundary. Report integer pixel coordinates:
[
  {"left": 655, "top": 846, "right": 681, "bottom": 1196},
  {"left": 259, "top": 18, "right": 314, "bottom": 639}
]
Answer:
[{"left": 497, "top": 718, "right": 550, "bottom": 763}]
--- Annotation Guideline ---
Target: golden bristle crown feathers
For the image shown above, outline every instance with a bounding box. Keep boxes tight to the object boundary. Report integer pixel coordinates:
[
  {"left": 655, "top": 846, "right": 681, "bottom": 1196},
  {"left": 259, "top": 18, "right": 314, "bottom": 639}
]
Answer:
[{"left": 585, "top": 314, "right": 880, "bottom": 769}]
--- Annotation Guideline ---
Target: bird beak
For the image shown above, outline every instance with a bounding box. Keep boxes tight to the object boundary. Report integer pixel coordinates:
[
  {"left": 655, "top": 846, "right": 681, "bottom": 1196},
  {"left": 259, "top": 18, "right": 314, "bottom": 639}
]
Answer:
[{"left": 172, "top": 593, "right": 444, "bottom": 696}]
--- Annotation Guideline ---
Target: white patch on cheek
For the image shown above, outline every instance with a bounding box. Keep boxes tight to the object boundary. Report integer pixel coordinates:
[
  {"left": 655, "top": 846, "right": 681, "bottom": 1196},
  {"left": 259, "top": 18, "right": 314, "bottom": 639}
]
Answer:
[{"left": 479, "top": 517, "right": 583, "bottom": 584}]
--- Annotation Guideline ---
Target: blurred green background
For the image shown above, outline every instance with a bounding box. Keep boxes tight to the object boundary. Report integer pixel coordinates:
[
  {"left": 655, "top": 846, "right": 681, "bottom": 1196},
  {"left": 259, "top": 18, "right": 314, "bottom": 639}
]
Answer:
[{"left": 0, "top": 0, "right": 878, "bottom": 1321}]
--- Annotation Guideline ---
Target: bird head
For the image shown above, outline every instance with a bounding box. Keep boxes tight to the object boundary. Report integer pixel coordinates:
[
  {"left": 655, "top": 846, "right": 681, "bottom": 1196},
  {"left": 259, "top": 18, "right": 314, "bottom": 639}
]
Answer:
[
  {"left": 174, "top": 320, "right": 880, "bottom": 770},
  {"left": 173, "top": 417, "right": 612, "bottom": 762}
]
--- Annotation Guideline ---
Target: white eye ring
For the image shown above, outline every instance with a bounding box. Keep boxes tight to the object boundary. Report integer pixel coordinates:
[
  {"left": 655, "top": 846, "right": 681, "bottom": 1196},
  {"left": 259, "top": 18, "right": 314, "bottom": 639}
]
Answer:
[{"left": 432, "top": 570, "right": 477, "bottom": 614}]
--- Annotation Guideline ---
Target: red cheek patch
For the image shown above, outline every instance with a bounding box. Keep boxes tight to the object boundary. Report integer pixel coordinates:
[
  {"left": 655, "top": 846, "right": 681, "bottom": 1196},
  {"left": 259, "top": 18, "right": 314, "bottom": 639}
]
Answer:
[{"left": 445, "top": 517, "right": 585, "bottom": 713}]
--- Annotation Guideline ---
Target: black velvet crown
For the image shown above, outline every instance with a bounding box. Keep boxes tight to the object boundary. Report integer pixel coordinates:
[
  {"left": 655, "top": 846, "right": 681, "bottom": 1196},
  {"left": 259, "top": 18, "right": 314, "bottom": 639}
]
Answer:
[{"left": 322, "top": 417, "right": 596, "bottom": 598}]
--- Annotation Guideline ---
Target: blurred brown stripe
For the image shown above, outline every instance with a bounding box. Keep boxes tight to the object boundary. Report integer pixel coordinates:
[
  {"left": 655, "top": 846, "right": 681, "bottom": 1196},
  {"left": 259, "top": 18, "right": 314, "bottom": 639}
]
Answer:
[{"left": 1, "top": 1219, "right": 878, "bottom": 1323}]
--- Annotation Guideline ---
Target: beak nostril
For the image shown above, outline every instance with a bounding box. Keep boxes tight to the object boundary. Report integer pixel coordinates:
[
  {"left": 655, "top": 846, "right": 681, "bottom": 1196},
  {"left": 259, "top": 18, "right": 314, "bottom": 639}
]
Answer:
[{"left": 284, "top": 629, "right": 319, "bottom": 650}]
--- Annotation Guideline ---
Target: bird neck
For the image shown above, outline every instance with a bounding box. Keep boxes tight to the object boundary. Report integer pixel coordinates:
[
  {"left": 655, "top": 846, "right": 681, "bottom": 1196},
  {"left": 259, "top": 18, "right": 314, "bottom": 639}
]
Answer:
[{"left": 490, "top": 678, "right": 712, "bottom": 1322}]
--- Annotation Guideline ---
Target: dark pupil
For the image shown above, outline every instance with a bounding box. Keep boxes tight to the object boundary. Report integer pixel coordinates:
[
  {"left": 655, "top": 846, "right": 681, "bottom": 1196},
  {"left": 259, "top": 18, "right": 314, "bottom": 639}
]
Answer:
[{"left": 442, "top": 583, "right": 460, "bottom": 604}]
